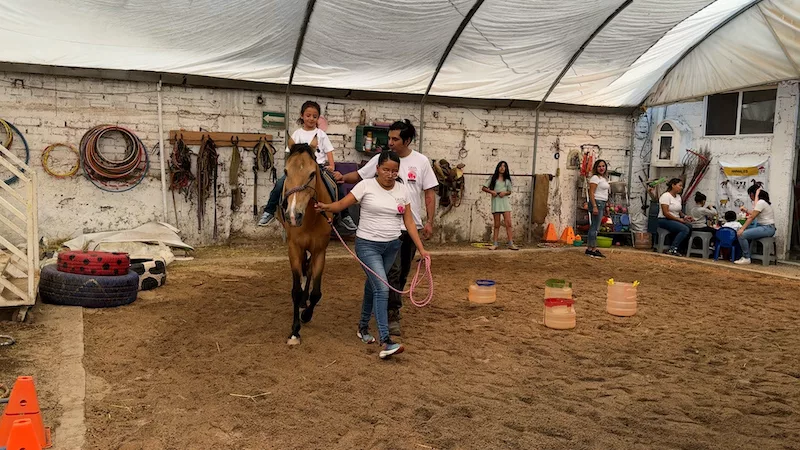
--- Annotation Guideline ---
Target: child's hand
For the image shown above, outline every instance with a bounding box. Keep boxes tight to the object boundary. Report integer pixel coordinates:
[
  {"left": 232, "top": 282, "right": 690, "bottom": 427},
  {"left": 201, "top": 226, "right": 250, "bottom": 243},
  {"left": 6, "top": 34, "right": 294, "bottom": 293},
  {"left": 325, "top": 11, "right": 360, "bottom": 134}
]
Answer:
[{"left": 315, "top": 202, "right": 330, "bottom": 212}]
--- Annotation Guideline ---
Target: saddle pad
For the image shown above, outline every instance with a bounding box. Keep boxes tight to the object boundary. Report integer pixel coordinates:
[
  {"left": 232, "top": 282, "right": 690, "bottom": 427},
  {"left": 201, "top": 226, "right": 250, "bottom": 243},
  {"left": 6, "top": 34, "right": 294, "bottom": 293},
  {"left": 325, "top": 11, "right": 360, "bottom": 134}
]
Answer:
[{"left": 321, "top": 169, "right": 339, "bottom": 203}]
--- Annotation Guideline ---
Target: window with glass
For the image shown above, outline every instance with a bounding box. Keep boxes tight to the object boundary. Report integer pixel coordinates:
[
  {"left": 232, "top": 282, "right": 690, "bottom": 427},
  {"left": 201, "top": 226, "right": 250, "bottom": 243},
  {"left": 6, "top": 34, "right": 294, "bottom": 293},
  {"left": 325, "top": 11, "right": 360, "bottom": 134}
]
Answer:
[{"left": 705, "top": 89, "right": 776, "bottom": 136}]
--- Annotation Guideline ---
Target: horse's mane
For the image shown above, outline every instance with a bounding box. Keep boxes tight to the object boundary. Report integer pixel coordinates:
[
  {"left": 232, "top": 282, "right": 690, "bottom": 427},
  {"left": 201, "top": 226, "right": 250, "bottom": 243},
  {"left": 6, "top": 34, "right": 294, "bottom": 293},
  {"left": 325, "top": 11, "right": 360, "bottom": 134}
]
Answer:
[{"left": 288, "top": 143, "right": 314, "bottom": 159}]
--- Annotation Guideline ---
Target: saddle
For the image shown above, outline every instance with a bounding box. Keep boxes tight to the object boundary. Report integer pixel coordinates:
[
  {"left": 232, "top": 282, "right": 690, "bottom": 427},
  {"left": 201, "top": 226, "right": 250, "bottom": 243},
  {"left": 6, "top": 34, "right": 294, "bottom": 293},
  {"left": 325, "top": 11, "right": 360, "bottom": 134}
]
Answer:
[
  {"left": 320, "top": 168, "right": 339, "bottom": 204},
  {"left": 432, "top": 159, "right": 465, "bottom": 215}
]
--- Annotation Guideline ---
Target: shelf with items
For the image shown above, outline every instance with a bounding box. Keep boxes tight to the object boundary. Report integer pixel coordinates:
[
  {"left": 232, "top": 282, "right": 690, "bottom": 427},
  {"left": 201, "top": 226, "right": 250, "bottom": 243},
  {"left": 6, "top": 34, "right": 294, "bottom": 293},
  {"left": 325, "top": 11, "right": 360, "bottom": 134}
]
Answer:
[{"left": 355, "top": 125, "right": 390, "bottom": 156}]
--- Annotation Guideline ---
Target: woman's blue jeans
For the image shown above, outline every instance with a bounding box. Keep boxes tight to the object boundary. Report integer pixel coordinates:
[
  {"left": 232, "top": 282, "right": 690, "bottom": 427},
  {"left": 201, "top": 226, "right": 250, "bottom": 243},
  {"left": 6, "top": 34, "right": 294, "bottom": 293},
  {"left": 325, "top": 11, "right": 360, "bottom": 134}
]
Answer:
[
  {"left": 355, "top": 237, "right": 401, "bottom": 343},
  {"left": 658, "top": 218, "right": 691, "bottom": 250},
  {"left": 738, "top": 224, "right": 776, "bottom": 258},
  {"left": 588, "top": 200, "right": 606, "bottom": 248}
]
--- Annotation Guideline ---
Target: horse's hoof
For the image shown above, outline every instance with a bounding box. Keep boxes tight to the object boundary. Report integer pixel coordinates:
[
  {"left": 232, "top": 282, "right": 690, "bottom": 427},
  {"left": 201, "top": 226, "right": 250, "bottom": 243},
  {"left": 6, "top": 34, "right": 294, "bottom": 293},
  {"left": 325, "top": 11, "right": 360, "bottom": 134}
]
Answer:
[
  {"left": 287, "top": 335, "right": 301, "bottom": 346},
  {"left": 300, "top": 308, "right": 313, "bottom": 323}
]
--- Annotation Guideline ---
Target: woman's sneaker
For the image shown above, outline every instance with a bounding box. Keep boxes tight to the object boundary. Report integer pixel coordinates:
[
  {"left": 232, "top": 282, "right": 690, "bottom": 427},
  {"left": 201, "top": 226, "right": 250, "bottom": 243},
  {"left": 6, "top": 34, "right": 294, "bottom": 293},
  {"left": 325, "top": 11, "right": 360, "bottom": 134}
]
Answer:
[
  {"left": 357, "top": 328, "right": 376, "bottom": 344},
  {"left": 379, "top": 339, "right": 404, "bottom": 359}
]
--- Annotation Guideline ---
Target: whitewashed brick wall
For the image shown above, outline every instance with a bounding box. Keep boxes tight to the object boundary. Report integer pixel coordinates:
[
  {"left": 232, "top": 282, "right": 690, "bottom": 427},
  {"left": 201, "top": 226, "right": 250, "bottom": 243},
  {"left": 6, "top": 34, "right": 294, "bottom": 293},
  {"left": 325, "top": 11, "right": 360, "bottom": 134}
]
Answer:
[
  {"left": 636, "top": 81, "right": 799, "bottom": 258},
  {"left": 0, "top": 71, "right": 633, "bottom": 246}
]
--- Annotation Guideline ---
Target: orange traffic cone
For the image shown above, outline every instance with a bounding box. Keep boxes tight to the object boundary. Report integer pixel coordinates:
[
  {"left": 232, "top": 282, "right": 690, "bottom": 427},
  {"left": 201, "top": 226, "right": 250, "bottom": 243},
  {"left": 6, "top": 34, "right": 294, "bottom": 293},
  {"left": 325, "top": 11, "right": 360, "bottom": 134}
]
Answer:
[
  {"left": 543, "top": 223, "right": 559, "bottom": 242},
  {"left": 0, "top": 377, "right": 52, "bottom": 448},
  {"left": 559, "top": 226, "right": 576, "bottom": 245},
  {"left": 4, "top": 418, "right": 43, "bottom": 450}
]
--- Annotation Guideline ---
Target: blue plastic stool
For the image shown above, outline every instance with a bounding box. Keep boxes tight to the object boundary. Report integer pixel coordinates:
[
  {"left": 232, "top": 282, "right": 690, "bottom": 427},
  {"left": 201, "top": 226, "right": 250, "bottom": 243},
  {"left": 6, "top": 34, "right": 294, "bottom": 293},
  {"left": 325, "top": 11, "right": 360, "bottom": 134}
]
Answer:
[{"left": 714, "top": 228, "right": 738, "bottom": 262}]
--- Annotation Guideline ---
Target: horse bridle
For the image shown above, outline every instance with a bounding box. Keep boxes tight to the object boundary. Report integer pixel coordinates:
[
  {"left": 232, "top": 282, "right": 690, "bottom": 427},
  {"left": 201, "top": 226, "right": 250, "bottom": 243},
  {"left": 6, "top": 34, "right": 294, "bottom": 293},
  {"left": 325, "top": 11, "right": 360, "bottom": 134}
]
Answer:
[{"left": 281, "top": 173, "right": 317, "bottom": 211}]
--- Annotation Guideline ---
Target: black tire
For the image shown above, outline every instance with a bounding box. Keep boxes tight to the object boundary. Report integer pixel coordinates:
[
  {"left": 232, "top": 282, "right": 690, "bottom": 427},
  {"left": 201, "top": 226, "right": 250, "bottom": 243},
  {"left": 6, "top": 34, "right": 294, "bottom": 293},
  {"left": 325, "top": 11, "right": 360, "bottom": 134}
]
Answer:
[
  {"left": 130, "top": 258, "right": 167, "bottom": 291},
  {"left": 39, "top": 264, "right": 139, "bottom": 308}
]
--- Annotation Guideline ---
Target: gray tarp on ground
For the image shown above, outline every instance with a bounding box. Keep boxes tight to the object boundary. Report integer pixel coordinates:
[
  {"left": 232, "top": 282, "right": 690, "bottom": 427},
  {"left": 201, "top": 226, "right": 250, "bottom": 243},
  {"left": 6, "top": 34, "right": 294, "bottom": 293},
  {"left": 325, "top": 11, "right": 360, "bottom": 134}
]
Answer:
[{"left": 61, "top": 222, "right": 193, "bottom": 265}]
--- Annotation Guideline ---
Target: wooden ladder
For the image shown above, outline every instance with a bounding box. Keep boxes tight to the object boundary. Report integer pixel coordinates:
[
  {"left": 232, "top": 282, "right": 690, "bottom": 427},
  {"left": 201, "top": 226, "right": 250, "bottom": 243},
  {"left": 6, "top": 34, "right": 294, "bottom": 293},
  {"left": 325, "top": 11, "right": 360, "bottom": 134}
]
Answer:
[{"left": 0, "top": 144, "right": 39, "bottom": 322}]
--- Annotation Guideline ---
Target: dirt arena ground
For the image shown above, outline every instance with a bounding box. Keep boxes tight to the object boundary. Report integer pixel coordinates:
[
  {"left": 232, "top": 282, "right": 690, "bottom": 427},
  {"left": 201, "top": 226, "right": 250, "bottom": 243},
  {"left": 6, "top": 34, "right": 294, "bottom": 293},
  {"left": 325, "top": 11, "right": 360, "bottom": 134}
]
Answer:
[{"left": 2, "top": 246, "right": 799, "bottom": 449}]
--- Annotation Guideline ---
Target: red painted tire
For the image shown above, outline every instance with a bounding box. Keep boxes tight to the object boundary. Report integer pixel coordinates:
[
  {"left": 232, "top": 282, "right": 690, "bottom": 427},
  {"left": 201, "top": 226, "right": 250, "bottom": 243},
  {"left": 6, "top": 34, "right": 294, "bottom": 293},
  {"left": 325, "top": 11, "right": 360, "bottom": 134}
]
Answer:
[{"left": 57, "top": 251, "right": 131, "bottom": 276}]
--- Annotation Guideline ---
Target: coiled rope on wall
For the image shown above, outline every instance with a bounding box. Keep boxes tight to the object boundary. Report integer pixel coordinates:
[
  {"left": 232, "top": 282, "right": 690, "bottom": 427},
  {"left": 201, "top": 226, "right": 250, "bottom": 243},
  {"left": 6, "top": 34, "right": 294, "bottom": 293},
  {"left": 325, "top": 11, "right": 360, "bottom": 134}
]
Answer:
[
  {"left": 0, "top": 118, "right": 13, "bottom": 149},
  {"left": 41, "top": 143, "right": 80, "bottom": 178},
  {"left": 79, "top": 125, "right": 149, "bottom": 192},
  {"left": 0, "top": 119, "right": 30, "bottom": 185}
]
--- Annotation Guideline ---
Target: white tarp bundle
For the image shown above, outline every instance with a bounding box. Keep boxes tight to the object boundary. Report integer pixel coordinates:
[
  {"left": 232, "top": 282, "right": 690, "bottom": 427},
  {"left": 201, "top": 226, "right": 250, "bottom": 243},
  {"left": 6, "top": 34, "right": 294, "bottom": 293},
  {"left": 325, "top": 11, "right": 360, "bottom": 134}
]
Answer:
[{"left": 0, "top": 0, "right": 797, "bottom": 107}]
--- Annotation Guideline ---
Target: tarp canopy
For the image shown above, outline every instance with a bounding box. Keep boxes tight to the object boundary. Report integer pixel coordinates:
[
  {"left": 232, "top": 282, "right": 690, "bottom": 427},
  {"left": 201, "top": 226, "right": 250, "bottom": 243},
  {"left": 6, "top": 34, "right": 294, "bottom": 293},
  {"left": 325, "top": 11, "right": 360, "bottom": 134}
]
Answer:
[{"left": 0, "top": 0, "right": 797, "bottom": 107}]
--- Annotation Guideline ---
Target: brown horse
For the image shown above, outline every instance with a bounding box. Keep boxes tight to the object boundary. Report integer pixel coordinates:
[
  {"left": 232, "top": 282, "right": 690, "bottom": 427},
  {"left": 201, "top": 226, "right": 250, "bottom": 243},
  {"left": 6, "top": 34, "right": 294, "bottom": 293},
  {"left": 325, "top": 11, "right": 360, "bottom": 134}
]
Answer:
[{"left": 279, "top": 140, "right": 332, "bottom": 345}]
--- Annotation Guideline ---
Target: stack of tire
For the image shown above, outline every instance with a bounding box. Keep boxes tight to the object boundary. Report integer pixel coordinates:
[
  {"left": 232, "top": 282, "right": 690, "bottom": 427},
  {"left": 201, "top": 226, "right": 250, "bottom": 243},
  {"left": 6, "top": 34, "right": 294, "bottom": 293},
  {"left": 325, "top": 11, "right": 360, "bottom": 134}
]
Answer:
[{"left": 40, "top": 251, "right": 167, "bottom": 308}]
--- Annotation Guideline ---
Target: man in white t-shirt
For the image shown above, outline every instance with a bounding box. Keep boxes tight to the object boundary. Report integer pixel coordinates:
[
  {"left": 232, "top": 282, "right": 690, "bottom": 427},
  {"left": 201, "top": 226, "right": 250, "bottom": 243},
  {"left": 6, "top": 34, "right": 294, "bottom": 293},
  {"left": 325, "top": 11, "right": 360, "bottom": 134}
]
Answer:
[{"left": 335, "top": 120, "right": 438, "bottom": 335}]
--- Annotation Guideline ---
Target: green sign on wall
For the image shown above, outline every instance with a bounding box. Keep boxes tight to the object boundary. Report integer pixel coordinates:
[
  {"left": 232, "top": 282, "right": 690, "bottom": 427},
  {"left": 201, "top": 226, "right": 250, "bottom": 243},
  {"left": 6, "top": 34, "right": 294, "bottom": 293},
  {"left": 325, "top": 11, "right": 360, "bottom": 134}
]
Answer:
[{"left": 262, "top": 111, "right": 285, "bottom": 128}]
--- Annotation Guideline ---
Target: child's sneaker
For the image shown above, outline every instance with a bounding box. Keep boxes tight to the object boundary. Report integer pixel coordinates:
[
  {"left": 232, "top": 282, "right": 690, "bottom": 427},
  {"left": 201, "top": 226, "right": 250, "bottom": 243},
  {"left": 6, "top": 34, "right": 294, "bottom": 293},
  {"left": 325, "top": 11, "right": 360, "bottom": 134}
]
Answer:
[
  {"left": 340, "top": 216, "right": 357, "bottom": 231},
  {"left": 508, "top": 243, "right": 519, "bottom": 251},
  {"left": 357, "top": 328, "right": 376, "bottom": 344},
  {"left": 258, "top": 212, "right": 275, "bottom": 227},
  {"left": 379, "top": 339, "right": 404, "bottom": 359}
]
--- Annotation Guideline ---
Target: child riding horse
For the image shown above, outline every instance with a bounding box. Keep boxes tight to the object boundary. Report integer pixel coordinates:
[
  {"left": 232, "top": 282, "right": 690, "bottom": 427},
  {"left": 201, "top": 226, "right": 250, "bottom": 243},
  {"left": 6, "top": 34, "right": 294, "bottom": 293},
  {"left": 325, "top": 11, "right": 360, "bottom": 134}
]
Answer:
[{"left": 280, "top": 139, "right": 334, "bottom": 345}]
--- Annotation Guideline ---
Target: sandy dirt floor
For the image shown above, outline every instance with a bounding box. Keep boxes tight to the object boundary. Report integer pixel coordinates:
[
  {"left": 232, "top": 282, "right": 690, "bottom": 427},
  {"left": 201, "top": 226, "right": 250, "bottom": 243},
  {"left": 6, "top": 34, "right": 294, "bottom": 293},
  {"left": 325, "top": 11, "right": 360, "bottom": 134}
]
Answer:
[
  {"left": 68, "top": 247, "right": 799, "bottom": 450},
  {"left": 2, "top": 246, "right": 799, "bottom": 449}
]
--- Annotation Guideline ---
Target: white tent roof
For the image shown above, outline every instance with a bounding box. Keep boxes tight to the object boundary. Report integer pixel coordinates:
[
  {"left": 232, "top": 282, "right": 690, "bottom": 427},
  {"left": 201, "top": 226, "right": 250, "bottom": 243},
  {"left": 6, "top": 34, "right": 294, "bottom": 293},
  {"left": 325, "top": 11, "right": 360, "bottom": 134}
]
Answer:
[{"left": 0, "top": 0, "right": 797, "bottom": 107}]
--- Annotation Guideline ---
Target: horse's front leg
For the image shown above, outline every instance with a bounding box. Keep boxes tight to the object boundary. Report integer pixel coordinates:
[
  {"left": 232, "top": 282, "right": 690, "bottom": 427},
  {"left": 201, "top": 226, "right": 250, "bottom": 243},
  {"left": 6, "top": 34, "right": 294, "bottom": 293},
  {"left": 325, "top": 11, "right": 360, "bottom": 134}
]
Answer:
[
  {"left": 300, "top": 251, "right": 326, "bottom": 324},
  {"left": 287, "top": 271, "right": 303, "bottom": 345},
  {"left": 288, "top": 249, "right": 305, "bottom": 346}
]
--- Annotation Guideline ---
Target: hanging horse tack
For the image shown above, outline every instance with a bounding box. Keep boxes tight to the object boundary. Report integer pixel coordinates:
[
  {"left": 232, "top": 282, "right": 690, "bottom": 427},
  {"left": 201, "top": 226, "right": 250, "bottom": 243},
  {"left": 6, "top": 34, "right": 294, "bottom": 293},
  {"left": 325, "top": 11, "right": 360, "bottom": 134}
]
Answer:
[{"left": 433, "top": 158, "right": 466, "bottom": 214}]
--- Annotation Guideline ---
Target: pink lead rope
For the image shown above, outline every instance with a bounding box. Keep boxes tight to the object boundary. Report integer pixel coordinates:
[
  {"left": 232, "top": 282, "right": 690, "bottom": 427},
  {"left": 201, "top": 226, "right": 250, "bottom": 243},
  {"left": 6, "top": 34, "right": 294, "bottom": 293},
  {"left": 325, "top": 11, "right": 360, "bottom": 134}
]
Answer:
[{"left": 329, "top": 221, "right": 434, "bottom": 307}]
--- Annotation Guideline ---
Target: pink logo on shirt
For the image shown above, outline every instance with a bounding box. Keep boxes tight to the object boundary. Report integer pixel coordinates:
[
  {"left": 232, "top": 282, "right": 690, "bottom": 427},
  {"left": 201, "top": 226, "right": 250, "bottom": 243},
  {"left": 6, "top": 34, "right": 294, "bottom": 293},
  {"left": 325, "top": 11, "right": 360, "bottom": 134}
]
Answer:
[
  {"left": 407, "top": 168, "right": 417, "bottom": 182},
  {"left": 397, "top": 205, "right": 405, "bottom": 215}
]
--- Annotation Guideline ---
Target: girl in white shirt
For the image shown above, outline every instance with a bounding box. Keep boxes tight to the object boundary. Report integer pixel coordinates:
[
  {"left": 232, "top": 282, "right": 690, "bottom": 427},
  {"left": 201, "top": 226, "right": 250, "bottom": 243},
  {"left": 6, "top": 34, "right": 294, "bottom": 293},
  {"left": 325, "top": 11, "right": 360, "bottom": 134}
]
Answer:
[
  {"left": 316, "top": 150, "right": 429, "bottom": 359},
  {"left": 734, "top": 185, "right": 776, "bottom": 265},
  {"left": 587, "top": 159, "right": 610, "bottom": 258},
  {"left": 657, "top": 178, "right": 694, "bottom": 256},
  {"left": 257, "top": 101, "right": 357, "bottom": 231}
]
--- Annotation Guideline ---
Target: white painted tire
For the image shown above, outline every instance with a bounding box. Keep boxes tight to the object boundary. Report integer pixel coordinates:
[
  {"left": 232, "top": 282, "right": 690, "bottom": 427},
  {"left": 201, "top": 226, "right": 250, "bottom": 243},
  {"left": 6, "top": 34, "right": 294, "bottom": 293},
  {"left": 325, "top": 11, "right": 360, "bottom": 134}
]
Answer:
[{"left": 129, "top": 258, "right": 167, "bottom": 291}]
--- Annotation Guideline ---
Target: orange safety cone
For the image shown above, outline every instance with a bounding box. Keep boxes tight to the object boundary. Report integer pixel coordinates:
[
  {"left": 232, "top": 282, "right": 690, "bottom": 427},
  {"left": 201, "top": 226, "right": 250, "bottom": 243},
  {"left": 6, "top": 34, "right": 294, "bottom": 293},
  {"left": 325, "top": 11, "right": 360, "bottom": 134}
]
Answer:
[
  {"left": 4, "top": 418, "right": 43, "bottom": 450},
  {"left": 543, "top": 223, "right": 559, "bottom": 242},
  {"left": 0, "top": 377, "right": 52, "bottom": 448},
  {"left": 559, "top": 226, "right": 576, "bottom": 245}
]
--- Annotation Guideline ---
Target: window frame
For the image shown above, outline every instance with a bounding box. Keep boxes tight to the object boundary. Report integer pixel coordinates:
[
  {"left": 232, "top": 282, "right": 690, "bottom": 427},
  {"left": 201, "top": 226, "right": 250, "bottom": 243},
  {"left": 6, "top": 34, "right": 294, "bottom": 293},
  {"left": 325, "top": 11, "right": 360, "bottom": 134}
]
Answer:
[{"left": 703, "top": 86, "right": 777, "bottom": 137}]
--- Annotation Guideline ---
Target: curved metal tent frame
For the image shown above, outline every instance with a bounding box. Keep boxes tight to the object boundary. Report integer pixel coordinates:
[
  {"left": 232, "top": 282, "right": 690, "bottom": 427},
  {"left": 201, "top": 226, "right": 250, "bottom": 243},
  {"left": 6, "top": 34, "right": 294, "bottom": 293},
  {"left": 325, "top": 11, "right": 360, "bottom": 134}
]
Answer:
[{"left": 643, "top": 0, "right": 766, "bottom": 107}]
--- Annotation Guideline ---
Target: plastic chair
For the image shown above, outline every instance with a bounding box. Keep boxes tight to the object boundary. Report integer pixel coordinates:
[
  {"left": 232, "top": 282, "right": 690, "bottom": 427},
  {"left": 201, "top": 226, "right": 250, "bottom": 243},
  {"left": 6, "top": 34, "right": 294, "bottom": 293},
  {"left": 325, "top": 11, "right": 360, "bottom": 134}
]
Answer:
[
  {"left": 654, "top": 228, "right": 672, "bottom": 253},
  {"left": 686, "top": 231, "right": 713, "bottom": 259},
  {"left": 714, "top": 228, "right": 737, "bottom": 262},
  {"left": 750, "top": 236, "right": 777, "bottom": 266}
]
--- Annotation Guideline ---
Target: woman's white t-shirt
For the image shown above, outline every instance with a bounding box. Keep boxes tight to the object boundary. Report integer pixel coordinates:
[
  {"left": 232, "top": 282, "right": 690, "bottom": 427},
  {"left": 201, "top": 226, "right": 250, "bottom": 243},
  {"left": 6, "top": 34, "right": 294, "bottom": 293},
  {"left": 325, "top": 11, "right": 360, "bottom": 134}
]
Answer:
[
  {"left": 350, "top": 178, "right": 410, "bottom": 242},
  {"left": 589, "top": 175, "right": 610, "bottom": 201},
  {"left": 658, "top": 192, "right": 683, "bottom": 219},
  {"left": 285, "top": 128, "right": 334, "bottom": 165},
  {"left": 754, "top": 199, "right": 775, "bottom": 225}
]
